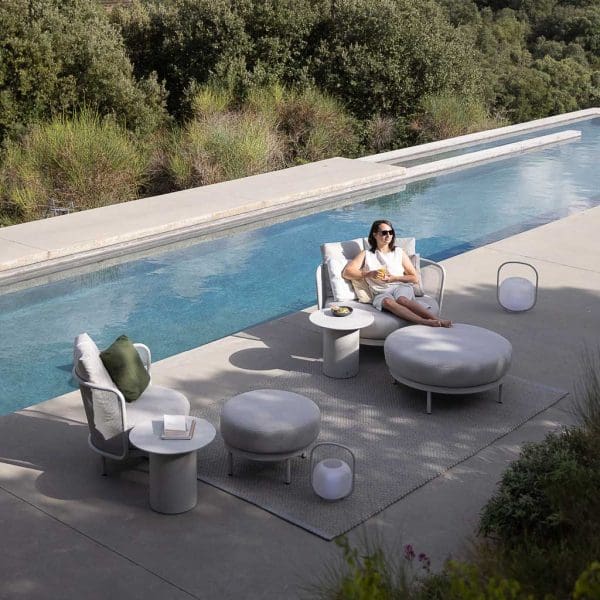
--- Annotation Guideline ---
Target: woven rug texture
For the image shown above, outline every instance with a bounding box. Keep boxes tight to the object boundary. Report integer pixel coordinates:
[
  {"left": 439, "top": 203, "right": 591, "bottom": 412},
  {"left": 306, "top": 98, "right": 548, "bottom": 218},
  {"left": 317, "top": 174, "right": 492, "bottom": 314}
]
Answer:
[{"left": 194, "top": 355, "right": 567, "bottom": 540}]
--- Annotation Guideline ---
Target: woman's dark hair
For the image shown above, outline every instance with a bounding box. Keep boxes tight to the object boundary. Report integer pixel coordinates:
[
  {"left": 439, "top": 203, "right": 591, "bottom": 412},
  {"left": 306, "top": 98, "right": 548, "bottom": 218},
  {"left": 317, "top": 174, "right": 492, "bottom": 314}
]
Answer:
[{"left": 367, "top": 219, "right": 395, "bottom": 252}]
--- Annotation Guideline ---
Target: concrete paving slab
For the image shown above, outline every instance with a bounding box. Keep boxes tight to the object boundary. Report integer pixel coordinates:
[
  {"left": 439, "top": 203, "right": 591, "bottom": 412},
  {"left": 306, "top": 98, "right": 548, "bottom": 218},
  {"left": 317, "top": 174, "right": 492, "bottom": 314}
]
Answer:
[
  {"left": 0, "top": 487, "right": 196, "bottom": 600},
  {"left": 1, "top": 206, "right": 599, "bottom": 598}
]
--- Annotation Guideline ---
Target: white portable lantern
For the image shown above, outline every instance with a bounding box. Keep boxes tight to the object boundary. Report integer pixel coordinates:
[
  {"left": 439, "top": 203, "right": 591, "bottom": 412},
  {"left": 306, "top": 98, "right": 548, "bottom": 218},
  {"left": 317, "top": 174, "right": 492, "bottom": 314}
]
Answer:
[
  {"left": 497, "top": 261, "right": 539, "bottom": 312},
  {"left": 310, "top": 443, "right": 355, "bottom": 501}
]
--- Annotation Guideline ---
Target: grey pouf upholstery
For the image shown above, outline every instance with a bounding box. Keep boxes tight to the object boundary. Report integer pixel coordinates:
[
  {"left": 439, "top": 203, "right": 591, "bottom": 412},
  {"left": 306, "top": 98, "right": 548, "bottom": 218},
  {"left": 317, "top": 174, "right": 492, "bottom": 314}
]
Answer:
[
  {"left": 220, "top": 389, "right": 321, "bottom": 483},
  {"left": 384, "top": 323, "right": 512, "bottom": 413}
]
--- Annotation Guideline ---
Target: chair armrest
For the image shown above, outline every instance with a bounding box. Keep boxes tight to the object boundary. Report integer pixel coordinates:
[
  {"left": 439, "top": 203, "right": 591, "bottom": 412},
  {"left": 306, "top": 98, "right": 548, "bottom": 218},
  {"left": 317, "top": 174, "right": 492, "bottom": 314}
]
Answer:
[
  {"left": 133, "top": 343, "right": 152, "bottom": 373},
  {"left": 316, "top": 264, "right": 325, "bottom": 309},
  {"left": 419, "top": 258, "right": 446, "bottom": 312}
]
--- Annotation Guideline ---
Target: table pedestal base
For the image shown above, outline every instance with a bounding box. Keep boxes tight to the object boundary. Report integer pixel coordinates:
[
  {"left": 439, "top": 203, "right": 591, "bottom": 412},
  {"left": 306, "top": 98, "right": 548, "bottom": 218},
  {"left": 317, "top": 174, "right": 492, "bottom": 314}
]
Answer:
[
  {"left": 322, "top": 328, "right": 360, "bottom": 378},
  {"left": 149, "top": 451, "right": 198, "bottom": 514}
]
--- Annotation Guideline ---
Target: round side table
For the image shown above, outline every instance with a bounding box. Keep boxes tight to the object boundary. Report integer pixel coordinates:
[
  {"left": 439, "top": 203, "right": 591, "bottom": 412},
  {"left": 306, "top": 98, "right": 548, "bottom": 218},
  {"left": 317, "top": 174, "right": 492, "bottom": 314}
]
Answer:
[
  {"left": 309, "top": 308, "right": 375, "bottom": 378},
  {"left": 129, "top": 417, "right": 216, "bottom": 514}
]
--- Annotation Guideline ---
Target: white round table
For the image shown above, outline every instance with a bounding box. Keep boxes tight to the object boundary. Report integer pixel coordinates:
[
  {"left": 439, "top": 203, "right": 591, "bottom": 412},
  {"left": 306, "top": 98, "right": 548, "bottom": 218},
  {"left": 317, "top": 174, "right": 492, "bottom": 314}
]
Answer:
[
  {"left": 129, "top": 417, "right": 216, "bottom": 514},
  {"left": 309, "top": 308, "right": 374, "bottom": 378}
]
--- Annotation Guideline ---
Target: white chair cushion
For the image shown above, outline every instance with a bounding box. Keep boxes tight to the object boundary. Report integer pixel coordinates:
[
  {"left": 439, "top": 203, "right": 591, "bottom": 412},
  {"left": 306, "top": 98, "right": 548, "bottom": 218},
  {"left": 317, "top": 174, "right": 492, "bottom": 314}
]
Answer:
[
  {"left": 126, "top": 385, "right": 190, "bottom": 429},
  {"left": 384, "top": 324, "right": 512, "bottom": 388},
  {"left": 325, "top": 256, "right": 356, "bottom": 301},
  {"left": 363, "top": 236, "right": 416, "bottom": 255},
  {"left": 351, "top": 277, "right": 374, "bottom": 303},
  {"left": 321, "top": 238, "right": 364, "bottom": 262},
  {"left": 221, "top": 389, "right": 321, "bottom": 454},
  {"left": 321, "top": 238, "right": 364, "bottom": 302},
  {"left": 325, "top": 296, "right": 439, "bottom": 339},
  {"left": 73, "top": 333, "right": 115, "bottom": 390}
]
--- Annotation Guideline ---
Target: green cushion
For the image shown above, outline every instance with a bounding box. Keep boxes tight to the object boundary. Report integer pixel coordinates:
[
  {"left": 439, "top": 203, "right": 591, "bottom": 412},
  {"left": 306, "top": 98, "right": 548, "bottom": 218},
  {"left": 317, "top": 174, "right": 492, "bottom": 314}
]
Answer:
[{"left": 100, "top": 335, "right": 150, "bottom": 403}]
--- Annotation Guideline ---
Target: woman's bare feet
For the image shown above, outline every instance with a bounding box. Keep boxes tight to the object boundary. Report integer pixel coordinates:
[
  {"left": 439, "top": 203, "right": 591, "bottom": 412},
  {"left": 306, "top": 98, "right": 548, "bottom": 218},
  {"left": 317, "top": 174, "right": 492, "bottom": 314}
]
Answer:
[{"left": 420, "top": 318, "right": 452, "bottom": 327}]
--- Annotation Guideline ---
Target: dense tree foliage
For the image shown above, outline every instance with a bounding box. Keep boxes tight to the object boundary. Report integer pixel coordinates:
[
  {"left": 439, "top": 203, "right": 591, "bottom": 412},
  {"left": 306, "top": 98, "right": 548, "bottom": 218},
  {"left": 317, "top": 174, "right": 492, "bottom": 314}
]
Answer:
[
  {"left": 441, "top": 0, "right": 600, "bottom": 120},
  {"left": 1, "top": 0, "right": 599, "bottom": 224},
  {"left": 112, "top": 0, "right": 483, "bottom": 122},
  {"left": 112, "top": 0, "right": 249, "bottom": 117},
  {"left": 0, "top": 0, "right": 167, "bottom": 142},
  {"left": 310, "top": 0, "right": 482, "bottom": 119}
]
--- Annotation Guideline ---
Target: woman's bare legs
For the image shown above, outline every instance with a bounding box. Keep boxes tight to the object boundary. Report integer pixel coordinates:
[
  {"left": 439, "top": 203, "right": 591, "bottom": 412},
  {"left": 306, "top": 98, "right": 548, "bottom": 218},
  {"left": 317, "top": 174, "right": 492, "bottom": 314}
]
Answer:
[{"left": 381, "top": 297, "right": 452, "bottom": 327}]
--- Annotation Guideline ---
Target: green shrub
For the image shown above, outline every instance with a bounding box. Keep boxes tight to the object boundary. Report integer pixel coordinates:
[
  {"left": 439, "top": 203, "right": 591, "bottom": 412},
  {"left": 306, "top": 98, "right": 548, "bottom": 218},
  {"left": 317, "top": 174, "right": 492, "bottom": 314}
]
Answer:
[
  {"left": 423, "top": 561, "right": 534, "bottom": 600},
  {"left": 573, "top": 562, "right": 600, "bottom": 600},
  {"left": 363, "top": 115, "right": 401, "bottom": 154},
  {"left": 410, "top": 94, "right": 507, "bottom": 143},
  {"left": 233, "top": 0, "right": 321, "bottom": 86},
  {"left": 0, "top": 0, "right": 167, "bottom": 144},
  {"left": 189, "top": 83, "right": 235, "bottom": 121},
  {"left": 479, "top": 428, "right": 600, "bottom": 544},
  {"left": 112, "top": 0, "right": 248, "bottom": 118},
  {"left": 310, "top": 0, "right": 483, "bottom": 120},
  {"left": 477, "top": 424, "right": 600, "bottom": 598},
  {"left": 0, "top": 110, "right": 147, "bottom": 223},
  {"left": 248, "top": 85, "right": 360, "bottom": 163},
  {"left": 166, "top": 111, "right": 283, "bottom": 189},
  {"left": 574, "top": 349, "right": 600, "bottom": 435},
  {"left": 304, "top": 536, "right": 434, "bottom": 600}
]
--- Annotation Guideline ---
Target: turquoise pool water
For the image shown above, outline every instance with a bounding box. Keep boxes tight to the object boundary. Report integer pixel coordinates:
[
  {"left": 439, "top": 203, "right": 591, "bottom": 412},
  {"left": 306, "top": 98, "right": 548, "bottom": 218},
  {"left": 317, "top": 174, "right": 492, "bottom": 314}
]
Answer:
[{"left": 1, "top": 117, "right": 599, "bottom": 414}]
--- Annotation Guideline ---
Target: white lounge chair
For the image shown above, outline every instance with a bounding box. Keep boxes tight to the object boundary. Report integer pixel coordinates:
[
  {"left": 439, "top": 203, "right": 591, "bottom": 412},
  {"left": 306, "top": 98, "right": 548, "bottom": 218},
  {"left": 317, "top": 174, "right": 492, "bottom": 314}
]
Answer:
[
  {"left": 72, "top": 333, "right": 190, "bottom": 474},
  {"left": 315, "top": 237, "right": 446, "bottom": 346}
]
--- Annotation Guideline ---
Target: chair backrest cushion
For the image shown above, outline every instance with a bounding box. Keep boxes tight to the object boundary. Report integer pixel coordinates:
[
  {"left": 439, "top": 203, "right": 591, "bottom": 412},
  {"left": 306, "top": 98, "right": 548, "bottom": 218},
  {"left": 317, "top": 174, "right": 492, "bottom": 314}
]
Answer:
[
  {"left": 73, "top": 333, "right": 115, "bottom": 390},
  {"left": 320, "top": 238, "right": 364, "bottom": 301},
  {"left": 362, "top": 236, "right": 416, "bottom": 255}
]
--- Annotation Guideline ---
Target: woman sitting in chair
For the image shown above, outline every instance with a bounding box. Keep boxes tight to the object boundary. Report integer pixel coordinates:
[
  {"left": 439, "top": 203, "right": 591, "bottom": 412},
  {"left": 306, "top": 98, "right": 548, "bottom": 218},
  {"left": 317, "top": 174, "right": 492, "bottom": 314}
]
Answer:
[{"left": 343, "top": 219, "right": 451, "bottom": 327}]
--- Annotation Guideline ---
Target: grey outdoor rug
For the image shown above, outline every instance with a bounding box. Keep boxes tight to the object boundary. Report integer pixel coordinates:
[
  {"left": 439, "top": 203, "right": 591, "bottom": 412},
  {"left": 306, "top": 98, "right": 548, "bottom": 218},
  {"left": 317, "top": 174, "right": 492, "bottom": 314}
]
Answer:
[{"left": 194, "top": 356, "right": 567, "bottom": 540}]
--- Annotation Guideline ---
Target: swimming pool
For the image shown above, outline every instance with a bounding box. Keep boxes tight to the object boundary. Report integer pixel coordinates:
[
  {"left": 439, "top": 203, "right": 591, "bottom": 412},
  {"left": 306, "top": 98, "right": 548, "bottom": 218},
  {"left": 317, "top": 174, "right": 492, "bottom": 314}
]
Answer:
[{"left": 1, "top": 117, "right": 600, "bottom": 414}]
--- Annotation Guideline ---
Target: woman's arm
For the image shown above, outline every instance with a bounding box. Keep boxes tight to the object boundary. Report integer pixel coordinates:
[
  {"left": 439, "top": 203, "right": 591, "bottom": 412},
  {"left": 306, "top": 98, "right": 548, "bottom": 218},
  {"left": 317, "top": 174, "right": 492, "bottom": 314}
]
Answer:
[{"left": 342, "top": 251, "right": 379, "bottom": 281}]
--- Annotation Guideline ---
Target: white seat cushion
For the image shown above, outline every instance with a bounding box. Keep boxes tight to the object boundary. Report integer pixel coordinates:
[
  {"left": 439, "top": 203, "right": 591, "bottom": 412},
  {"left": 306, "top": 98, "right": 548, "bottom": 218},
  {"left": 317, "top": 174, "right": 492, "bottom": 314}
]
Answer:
[
  {"left": 325, "top": 296, "right": 439, "bottom": 339},
  {"left": 126, "top": 385, "right": 190, "bottom": 428},
  {"left": 384, "top": 323, "right": 512, "bottom": 388},
  {"left": 221, "top": 389, "right": 321, "bottom": 454}
]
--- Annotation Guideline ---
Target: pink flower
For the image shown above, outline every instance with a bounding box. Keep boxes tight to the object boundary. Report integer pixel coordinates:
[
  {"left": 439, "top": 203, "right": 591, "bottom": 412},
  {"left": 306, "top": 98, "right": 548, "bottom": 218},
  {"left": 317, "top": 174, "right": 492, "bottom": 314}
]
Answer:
[
  {"left": 403, "top": 544, "right": 415, "bottom": 561},
  {"left": 418, "top": 552, "right": 431, "bottom": 571}
]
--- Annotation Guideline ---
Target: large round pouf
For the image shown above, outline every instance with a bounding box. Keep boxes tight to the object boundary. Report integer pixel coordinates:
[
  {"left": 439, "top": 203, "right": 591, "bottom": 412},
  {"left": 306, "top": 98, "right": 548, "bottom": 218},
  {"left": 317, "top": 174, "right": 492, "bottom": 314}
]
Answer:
[
  {"left": 220, "top": 389, "right": 321, "bottom": 484},
  {"left": 384, "top": 323, "right": 512, "bottom": 414}
]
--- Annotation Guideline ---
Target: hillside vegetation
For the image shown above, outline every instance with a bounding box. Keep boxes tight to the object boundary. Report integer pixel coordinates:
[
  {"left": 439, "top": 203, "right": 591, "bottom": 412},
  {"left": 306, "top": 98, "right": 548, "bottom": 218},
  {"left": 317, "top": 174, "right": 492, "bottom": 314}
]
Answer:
[{"left": 1, "top": 0, "right": 598, "bottom": 223}]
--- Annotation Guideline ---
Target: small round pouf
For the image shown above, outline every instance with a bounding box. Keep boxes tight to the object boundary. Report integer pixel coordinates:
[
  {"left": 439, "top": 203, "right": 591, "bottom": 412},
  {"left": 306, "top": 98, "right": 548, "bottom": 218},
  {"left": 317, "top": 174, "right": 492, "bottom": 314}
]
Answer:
[
  {"left": 220, "top": 389, "right": 321, "bottom": 484},
  {"left": 384, "top": 323, "right": 512, "bottom": 414}
]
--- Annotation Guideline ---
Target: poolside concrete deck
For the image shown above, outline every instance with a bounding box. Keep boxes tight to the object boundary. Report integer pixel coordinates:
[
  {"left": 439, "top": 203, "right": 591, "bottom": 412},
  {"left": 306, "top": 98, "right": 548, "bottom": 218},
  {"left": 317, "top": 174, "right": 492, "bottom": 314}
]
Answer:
[{"left": 1, "top": 206, "right": 599, "bottom": 599}]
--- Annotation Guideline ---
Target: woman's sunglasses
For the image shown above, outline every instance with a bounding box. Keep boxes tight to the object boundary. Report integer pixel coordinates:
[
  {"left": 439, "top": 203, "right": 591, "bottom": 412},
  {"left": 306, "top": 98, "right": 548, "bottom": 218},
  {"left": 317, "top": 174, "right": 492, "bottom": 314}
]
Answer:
[{"left": 378, "top": 229, "right": 394, "bottom": 237}]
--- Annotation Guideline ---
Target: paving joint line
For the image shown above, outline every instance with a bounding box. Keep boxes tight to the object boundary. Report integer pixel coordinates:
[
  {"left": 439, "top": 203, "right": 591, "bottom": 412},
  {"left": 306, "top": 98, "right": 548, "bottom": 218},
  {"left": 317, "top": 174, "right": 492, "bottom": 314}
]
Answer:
[{"left": 0, "top": 483, "right": 202, "bottom": 600}]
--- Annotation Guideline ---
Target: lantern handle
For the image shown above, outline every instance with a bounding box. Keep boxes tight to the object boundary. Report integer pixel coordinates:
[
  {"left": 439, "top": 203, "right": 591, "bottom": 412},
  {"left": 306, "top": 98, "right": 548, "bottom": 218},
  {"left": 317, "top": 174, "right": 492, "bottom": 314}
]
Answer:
[
  {"left": 310, "top": 443, "right": 356, "bottom": 495},
  {"left": 496, "top": 261, "right": 539, "bottom": 309}
]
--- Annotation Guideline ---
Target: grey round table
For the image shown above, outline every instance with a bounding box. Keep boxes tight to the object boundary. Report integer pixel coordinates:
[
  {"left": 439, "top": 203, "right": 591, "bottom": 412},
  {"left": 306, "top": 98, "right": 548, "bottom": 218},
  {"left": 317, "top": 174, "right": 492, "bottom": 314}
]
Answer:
[
  {"left": 309, "top": 308, "right": 375, "bottom": 378},
  {"left": 129, "top": 417, "right": 216, "bottom": 514}
]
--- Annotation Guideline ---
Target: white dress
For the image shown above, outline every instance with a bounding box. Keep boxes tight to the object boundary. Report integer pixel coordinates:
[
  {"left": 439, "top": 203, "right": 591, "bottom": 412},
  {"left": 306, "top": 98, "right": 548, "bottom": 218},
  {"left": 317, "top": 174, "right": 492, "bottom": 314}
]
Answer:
[{"left": 364, "top": 248, "right": 415, "bottom": 311}]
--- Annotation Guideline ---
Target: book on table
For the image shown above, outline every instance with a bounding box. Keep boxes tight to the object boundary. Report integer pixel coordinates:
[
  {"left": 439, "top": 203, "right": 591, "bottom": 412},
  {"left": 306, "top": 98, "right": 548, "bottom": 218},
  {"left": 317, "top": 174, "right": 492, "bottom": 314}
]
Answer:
[{"left": 161, "top": 415, "right": 196, "bottom": 440}]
